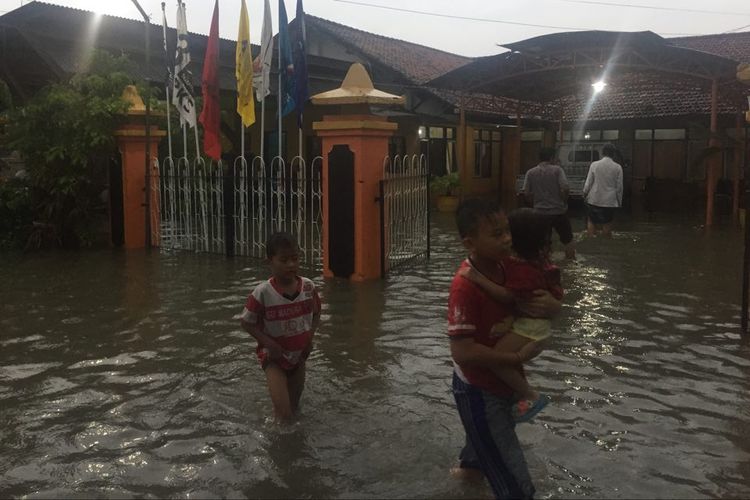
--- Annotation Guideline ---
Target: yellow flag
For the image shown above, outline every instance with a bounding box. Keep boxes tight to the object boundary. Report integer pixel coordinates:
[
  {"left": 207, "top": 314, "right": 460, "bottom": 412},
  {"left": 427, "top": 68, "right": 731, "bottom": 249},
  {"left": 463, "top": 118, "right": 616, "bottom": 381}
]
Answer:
[{"left": 236, "top": 0, "right": 255, "bottom": 126}]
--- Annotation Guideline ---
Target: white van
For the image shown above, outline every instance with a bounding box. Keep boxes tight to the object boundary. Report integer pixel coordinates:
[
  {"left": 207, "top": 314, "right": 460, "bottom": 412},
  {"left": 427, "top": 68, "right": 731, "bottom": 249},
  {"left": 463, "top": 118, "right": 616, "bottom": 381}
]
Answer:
[{"left": 556, "top": 142, "right": 608, "bottom": 197}]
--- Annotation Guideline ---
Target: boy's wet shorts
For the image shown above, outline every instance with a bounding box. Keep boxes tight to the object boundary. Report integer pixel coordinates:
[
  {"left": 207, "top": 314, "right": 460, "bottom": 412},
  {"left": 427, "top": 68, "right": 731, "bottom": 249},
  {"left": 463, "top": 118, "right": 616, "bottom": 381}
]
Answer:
[
  {"left": 587, "top": 204, "right": 615, "bottom": 224},
  {"left": 512, "top": 318, "right": 552, "bottom": 341},
  {"left": 261, "top": 357, "right": 303, "bottom": 372},
  {"left": 259, "top": 349, "right": 304, "bottom": 372},
  {"left": 545, "top": 213, "right": 574, "bottom": 244}
]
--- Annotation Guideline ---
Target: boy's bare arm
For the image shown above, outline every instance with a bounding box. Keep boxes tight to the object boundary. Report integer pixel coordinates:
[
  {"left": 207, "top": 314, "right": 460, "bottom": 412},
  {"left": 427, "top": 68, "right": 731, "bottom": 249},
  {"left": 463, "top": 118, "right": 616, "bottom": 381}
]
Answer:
[
  {"left": 301, "top": 312, "right": 321, "bottom": 360},
  {"left": 517, "top": 290, "right": 562, "bottom": 318},
  {"left": 240, "top": 318, "right": 283, "bottom": 360},
  {"left": 451, "top": 336, "right": 542, "bottom": 369},
  {"left": 311, "top": 312, "right": 321, "bottom": 333},
  {"left": 459, "top": 266, "right": 515, "bottom": 303}
]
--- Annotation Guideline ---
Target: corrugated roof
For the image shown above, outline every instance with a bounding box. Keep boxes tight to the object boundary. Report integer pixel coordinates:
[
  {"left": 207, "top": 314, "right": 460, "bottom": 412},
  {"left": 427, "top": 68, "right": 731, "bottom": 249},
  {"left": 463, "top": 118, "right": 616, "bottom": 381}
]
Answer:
[{"left": 501, "top": 30, "right": 665, "bottom": 53}]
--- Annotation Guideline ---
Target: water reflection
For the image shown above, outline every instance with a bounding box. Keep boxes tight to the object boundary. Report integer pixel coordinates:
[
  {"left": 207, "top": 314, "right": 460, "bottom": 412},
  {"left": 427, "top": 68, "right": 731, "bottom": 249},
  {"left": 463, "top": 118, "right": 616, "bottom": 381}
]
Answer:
[{"left": 0, "top": 212, "right": 749, "bottom": 498}]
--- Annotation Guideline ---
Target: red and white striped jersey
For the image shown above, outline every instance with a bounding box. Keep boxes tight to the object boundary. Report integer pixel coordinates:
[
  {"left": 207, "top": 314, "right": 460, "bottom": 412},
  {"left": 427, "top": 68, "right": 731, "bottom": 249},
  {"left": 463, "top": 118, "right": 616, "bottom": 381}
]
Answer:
[{"left": 241, "top": 276, "right": 321, "bottom": 370}]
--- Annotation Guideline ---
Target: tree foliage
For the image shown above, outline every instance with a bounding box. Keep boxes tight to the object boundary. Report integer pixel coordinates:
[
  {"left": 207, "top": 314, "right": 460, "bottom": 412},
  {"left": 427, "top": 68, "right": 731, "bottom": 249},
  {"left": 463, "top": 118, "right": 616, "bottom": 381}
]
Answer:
[{"left": 2, "top": 51, "right": 138, "bottom": 249}]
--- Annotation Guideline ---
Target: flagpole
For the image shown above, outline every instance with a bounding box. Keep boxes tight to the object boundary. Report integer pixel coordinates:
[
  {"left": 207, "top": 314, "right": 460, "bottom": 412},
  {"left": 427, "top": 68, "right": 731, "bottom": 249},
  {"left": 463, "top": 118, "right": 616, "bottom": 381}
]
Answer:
[
  {"left": 182, "top": 0, "right": 200, "bottom": 161},
  {"left": 257, "top": 0, "right": 272, "bottom": 164},
  {"left": 260, "top": 98, "right": 266, "bottom": 161},
  {"left": 183, "top": 124, "right": 188, "bottom": 159},
  {"left": 241, "top": 125, "right": 245, "bottom": 159},
  {"left": 278, "top": 35, "right": 282, "bottom": 162},
  {"left": 161, "top": 2, "right": 173, "bottom": 160},
  {"left": 194, "top": 123, "right": 201, "bottom": 159}
]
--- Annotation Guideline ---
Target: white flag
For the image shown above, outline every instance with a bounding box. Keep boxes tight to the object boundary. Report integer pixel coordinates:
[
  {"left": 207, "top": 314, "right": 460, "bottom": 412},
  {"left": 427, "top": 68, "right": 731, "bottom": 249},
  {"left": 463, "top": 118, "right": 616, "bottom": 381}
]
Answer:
[
  {"left": 252, "top": 0, "right": 273, "bottom": 102},
  {"left": 172, "top": 1, "right": 197, "bottom": 128}
]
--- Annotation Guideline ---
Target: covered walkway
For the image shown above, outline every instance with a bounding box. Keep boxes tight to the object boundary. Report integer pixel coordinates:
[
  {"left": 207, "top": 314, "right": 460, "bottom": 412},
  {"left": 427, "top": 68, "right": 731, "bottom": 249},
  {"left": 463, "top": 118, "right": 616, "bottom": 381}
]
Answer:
[{"left": 429, "top": 30, "right": 748, "bottom": 226}]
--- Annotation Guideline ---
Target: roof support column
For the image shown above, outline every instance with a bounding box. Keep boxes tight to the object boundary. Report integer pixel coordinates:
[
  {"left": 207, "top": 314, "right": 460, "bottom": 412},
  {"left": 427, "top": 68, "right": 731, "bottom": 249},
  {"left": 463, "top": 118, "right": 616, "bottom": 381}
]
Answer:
[
  {"left": 514, "top": 101, "right": 523, "bottom": 207},
  {"left": 458, "top": 102, "right": 468, "bottom": 197},
  {"left": 706, "top": 78, "right": 719, "bottom": 227},
  {"left": 733, "top": 112, "right": 743, "bottom": 222}
]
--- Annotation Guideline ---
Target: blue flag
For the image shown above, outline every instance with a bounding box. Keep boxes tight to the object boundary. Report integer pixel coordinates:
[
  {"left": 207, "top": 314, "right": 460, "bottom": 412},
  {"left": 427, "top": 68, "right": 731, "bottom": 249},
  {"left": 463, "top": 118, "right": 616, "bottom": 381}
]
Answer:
[
  {"left": 292, "top": 0, "right": 309, "bottom": 128},
  {"left": 278, "top": 0, "right": 296, "bottom": 117}
]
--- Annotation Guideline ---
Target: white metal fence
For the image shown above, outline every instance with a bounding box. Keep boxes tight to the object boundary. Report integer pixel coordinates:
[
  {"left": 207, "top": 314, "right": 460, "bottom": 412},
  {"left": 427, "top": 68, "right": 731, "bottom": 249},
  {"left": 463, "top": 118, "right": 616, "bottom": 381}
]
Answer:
[
  {"left": 153, "top": 155, "right": 322, "bottom": 267},
  {"left": 379, "top": 154, "right": 430, "bottom": 275}
]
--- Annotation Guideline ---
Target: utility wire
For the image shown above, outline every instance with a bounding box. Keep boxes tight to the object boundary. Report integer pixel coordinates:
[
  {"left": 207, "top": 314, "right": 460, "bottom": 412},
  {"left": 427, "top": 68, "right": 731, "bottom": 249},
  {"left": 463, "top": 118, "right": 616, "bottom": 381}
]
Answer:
[
  {"left": 331, "top": 0, "right": 705, "bottom": 36},
  {"left": 559, "top": 0, "right": 750, "bottom": 17},
  {"left": 723, "top": 23, "right": 750, "bottom": 33}
]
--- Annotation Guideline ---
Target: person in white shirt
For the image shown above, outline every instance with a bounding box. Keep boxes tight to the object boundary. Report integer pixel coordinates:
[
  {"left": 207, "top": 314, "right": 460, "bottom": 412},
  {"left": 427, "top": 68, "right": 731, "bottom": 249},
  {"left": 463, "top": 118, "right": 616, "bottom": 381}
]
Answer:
[{"left": 582, "top": 144, "right": 623, "bottom": 237}]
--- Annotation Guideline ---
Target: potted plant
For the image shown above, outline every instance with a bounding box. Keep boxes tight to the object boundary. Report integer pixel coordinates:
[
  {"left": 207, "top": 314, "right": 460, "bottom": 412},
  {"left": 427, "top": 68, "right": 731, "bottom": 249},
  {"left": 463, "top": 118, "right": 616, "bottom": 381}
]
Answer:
[{"left": 432, "top": 171, "right": 461, "bottom": 212}]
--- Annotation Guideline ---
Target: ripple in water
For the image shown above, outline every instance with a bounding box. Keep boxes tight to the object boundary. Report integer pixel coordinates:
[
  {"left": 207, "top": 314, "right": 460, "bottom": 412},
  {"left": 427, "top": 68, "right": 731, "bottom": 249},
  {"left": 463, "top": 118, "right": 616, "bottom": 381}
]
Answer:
[{"left": 0, "top": 212, "right": 749, "bottom": 498}]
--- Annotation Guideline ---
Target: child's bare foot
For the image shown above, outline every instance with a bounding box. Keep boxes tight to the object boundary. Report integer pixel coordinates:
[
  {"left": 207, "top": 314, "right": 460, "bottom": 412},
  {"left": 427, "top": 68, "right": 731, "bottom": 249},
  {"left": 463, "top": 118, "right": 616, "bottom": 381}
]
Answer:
[
  {"left": 512, "top": 393, "right": 549, "bottom": 423},
  {"left": 524, "top": 389, "right": 540, "bottom": 401},
  {"left": 450, "top": 466, "right": 484, "bottom": 482}
]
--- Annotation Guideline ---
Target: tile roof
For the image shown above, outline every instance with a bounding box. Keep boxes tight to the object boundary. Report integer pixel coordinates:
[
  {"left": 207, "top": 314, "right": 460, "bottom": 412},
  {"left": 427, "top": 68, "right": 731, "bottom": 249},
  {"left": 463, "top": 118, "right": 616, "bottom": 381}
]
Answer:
[
  {"left": 3, "top": 3, "right": 747, "bottom": 123},
  {"left": 306, "top": 16, "right": 540, "bottom": 120},
  {"left": 559, "top": 87, "right": 739, "bottom": 122},
  {"left": 668, "top": 31, "right": 750, "bottom": 63},
  {"left": 574, "top": 33, "right": 750, "bottom": 122},
  {"left": 306, "top": 16, "right": 470, "bottom": 85},
  {"left": 554, "top": 72, "right": 741, "bottom": 122}
]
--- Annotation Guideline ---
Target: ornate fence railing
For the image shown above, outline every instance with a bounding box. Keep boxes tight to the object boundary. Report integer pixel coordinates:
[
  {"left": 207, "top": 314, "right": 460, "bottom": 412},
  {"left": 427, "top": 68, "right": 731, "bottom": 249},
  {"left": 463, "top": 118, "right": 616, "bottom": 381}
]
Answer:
[
  {"left": 379, "top": 154, "right": 430, "bottom": 276},
  {"left": 153, "top": 155, "right": 322, "bottom": 268}
]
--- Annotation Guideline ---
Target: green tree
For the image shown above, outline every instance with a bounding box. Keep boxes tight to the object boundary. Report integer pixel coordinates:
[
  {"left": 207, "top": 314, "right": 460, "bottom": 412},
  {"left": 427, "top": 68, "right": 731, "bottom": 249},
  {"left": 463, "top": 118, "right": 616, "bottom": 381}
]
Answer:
[{"left": 3, "top": 50, "right": 139, "bottom": 249}]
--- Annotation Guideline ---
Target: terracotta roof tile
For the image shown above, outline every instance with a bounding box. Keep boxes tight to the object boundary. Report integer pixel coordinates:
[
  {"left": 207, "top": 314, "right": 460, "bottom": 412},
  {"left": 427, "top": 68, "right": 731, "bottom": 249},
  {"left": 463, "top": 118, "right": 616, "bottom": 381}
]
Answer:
[
  {"left": 668, "top": 31, "right": 750, "bottom": 63},
  {"left": 307, "top": 16, "right": 471, "bottom": 85},
  {"left": 555, "top": 74, "right": 740, "bottom": 122}
]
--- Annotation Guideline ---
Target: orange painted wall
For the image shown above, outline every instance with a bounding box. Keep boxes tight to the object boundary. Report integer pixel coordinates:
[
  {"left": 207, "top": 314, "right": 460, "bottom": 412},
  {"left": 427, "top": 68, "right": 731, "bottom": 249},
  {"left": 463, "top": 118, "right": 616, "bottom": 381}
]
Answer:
[
  {"left": 115, "top": 126, "right": 165, "bottom": 249},
  {"left": 315, "top": 115, "right": 395, "bottom": 281}
]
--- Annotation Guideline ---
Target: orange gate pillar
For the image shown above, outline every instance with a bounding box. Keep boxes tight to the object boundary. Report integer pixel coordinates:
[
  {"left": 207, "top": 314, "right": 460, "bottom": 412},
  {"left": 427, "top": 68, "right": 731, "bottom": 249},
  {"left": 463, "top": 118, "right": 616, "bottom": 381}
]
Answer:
[
  {"left": 311, "top": 62, "right": 405, "bottom": 281},
  {"left": 113, "top": 86, "right": 166, "bottom": 249},
  {"left": 314, "top": 115, "right": 397, "bottom": 281}
]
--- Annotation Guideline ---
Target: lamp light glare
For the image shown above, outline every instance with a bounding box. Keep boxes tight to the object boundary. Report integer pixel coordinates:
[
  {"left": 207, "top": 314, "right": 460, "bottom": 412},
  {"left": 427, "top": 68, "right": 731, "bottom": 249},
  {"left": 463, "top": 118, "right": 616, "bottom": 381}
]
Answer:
[{"left": 592, "top": 81, "right": 607, "bottom": 93}]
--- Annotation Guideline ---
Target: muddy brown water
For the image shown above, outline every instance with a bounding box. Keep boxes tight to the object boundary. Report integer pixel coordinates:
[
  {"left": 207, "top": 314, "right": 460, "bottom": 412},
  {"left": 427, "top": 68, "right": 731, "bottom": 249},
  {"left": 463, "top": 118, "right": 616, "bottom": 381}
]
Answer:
[{"left": 1, "top": 211, "right": 749, "bottom": 498}]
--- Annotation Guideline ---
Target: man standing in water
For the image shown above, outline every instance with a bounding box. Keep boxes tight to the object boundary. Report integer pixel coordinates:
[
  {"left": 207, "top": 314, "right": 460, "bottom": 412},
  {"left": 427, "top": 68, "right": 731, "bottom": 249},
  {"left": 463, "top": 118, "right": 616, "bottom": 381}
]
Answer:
[
  {"left": 448, "top": 199, "right": 561, "bottom": 499},
  {"left": 583, "top": 143, "right": 623, "bottom": 237},
  {"left": 522, "top": 147, "right": 576, "bottom": 259}
]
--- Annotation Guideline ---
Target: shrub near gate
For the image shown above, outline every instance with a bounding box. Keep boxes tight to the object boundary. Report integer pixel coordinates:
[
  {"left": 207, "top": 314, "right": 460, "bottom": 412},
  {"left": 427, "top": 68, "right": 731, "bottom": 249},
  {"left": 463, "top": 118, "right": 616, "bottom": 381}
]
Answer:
[
  {"left": 3, "top": 51, "right": 141, "bottom": 249},
  {"left": 0, "top": 177, "right": 33, "bottom": 250}
]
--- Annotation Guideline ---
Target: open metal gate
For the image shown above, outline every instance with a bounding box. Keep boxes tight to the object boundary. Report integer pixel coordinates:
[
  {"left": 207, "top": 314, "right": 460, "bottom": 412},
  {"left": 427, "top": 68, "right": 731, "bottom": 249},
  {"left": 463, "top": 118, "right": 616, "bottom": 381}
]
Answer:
[{"left": 379, "top": 154, "right": 430, "bottom": 276}]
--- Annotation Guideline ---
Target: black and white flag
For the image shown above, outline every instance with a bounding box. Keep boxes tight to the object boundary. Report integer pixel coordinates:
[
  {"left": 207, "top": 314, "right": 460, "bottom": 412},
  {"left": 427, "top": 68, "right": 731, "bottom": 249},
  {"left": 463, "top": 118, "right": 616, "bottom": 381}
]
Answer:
[{"left": 172, "top": 1, "right": 196, "bottom": 128}]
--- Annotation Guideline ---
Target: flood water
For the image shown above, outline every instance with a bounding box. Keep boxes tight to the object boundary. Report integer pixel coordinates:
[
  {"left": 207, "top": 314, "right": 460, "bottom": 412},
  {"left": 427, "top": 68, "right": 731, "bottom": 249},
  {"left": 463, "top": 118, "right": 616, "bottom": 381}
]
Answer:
[{"left": 1, "top": 209, "right": 749, "bottom": 499}]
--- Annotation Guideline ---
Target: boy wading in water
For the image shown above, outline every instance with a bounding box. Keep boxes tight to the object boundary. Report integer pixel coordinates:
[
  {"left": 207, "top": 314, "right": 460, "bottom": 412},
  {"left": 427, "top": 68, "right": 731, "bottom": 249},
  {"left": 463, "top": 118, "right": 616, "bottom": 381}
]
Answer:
[
  {"left": 449, "top": 199, "right": 561, "bottom": 499},
  {"left": 461, "top": 207, "right": 563, "bottom": 421},
  {"left": 240, "top": 232, "right": 321, "bottom": 422}
]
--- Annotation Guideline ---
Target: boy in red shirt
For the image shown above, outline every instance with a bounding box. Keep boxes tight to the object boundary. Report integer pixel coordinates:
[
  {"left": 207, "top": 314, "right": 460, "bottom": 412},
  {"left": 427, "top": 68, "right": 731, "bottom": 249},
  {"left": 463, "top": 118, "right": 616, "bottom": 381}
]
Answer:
[
  {"left": 449, "top": 199, "right": 560, "bottom": 499},
  {"left": 240, "top": 232, "right": 321, "bottom": 423},
  {"left": 461, "top": 208, "right": 563, "bottom": 421}
]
